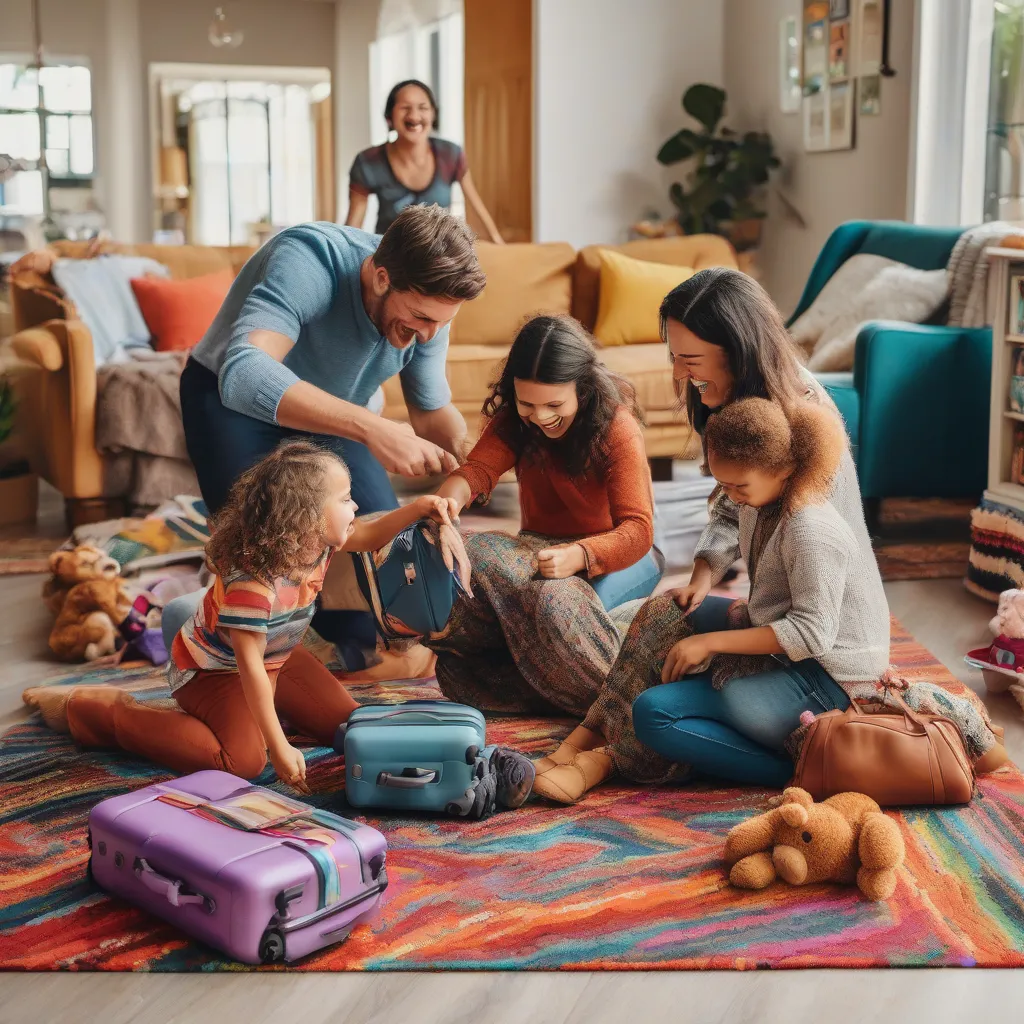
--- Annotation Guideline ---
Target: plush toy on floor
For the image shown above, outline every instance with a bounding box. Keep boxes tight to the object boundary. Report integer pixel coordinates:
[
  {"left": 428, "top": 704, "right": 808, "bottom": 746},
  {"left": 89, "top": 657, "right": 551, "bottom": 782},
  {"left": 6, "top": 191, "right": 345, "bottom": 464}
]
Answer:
[
  {"left": 965, "top": 587, "right": 1024, "bottom": 716},
  {"left": 724, "top": 787, "right": 905, "bottom": 901},
  {"left": 42, "top": 545, "right": 132, "bottom": 661},
  {"left": 42, "top": 544, "right": 121, "bottom": 615}
]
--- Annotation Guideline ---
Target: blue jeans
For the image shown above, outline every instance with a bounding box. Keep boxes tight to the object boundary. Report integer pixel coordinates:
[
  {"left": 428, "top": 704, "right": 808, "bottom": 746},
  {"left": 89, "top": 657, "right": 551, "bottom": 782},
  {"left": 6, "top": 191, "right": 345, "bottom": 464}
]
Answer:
[
  {"left": 179, "top": 358, "right": 399, "bottom": 664},
  {"left": 591, "top": 549, "right": 663, "bottom": 610},
  {"left": 631, "top": 596, "right": 850, "bottom": 787}
]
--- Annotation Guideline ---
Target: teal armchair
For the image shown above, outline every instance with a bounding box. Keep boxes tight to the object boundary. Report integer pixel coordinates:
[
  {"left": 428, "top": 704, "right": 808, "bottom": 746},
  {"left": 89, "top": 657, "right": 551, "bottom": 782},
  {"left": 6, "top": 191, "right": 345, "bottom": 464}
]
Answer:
[{"left": 788, "top": 221, "right": 991, "bottom": 523}]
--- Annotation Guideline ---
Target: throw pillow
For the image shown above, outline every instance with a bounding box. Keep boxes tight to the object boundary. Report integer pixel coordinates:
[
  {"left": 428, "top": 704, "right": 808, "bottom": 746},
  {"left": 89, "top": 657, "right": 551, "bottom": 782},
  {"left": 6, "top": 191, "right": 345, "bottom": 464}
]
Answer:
[
  {"left": 51, "top": 255, "right": 171, "bottom": 366},
  {"left": 790, "top": 254, "right": 950, "bottom": 373},
  {"left": 130, "top": 269, "right": 234, "bottom": 352},
  {"left": 593, "top": 248, "right": 694, "bottom": 346}
]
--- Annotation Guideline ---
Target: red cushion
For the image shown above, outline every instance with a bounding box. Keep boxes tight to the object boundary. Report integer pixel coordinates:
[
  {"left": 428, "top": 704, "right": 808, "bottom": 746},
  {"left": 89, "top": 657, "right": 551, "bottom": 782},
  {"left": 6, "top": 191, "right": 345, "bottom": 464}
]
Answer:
[{"left": 130, "top": 269, "right": 234, "bottom": 352}]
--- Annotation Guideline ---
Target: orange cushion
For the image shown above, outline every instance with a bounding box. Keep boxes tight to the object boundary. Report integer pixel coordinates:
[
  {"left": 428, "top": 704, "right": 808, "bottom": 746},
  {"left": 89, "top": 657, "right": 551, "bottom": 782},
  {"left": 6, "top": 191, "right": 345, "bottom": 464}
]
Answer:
[{"left": 130, "top": 269, "right": 234, "bottom": 351}]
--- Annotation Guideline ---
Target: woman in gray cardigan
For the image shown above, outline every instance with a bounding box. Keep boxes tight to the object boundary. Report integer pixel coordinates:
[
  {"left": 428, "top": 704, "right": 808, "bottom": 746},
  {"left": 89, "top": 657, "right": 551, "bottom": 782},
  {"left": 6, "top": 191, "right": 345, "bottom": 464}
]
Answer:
[{"left": 526, "top": 271, "right": 1004, "bottom": 804}]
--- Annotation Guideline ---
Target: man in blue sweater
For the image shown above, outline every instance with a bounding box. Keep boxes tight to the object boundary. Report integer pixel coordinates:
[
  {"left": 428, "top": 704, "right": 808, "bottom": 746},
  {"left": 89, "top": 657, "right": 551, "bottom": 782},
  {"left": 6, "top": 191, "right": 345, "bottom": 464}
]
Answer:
[{"left": 178, "top": 204, "right": 486, "bottom": 664}]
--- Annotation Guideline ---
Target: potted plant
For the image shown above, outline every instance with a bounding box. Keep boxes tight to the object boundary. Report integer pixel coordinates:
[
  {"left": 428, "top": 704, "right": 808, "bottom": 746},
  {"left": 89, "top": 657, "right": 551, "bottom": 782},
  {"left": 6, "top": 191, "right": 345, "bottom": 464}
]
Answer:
[
  {"left": 655, "top": 84, "right": 780, "bottom": 252},
  {"left": 0, "top": 377, "right": 38, "bottom": 527}
]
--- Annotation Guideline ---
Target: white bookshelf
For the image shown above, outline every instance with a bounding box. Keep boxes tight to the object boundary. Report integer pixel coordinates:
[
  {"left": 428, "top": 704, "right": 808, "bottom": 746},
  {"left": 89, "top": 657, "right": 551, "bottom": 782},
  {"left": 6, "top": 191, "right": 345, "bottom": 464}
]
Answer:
[{"left": 986, "top": 248, "right": 1024, "bottom": 513}]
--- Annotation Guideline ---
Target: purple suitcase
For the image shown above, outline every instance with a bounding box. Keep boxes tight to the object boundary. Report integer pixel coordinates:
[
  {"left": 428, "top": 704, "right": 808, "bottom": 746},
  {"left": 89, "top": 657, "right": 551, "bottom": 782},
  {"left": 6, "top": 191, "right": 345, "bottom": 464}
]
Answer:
[{"left": 87, "top": 770, "right": 387, "bottom": 964}]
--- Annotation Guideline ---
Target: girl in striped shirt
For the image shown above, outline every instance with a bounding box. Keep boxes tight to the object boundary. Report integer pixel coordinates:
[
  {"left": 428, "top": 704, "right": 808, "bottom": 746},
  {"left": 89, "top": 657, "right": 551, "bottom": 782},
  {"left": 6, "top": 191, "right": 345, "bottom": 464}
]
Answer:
[{"left": 24, "top": 440, "right": 467, "bottom": 791}]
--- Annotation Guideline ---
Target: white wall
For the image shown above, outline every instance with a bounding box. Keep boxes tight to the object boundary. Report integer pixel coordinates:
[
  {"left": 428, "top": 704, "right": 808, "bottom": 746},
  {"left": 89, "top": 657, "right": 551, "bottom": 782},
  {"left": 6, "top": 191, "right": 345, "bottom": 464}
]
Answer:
[
  {"left": 533, "top": 0, "right": 726, "bottom": 248},
  {"left": 723, "top": 0, "right": 916, "bottom": 313},
  {"left": 334, "top": 0, "right": 380, "bottom": 223}
]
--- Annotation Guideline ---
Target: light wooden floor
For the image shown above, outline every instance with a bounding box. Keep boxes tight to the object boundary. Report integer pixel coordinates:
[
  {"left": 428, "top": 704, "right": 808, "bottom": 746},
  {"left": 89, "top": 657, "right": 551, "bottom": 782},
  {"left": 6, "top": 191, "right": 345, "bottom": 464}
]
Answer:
[{"left": 1, "top": 487, "right": 1022, "bottom": 1022}]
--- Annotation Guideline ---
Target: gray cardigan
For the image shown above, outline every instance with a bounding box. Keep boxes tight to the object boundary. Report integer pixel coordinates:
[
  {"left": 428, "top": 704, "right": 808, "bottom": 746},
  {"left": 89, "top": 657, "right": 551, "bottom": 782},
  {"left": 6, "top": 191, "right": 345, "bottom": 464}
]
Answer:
[{"left": 693, "top": 444, "right": 891, "bottom": 683}]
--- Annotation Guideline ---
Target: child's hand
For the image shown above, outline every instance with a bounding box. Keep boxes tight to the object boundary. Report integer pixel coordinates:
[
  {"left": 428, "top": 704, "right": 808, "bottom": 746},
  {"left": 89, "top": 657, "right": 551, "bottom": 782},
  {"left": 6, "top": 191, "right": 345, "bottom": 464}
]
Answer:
[
  {"left": 416, "top": 494, "right": 460, "bottom": 526},
  {"left": 536, "top": 544, "right": 587, "bottom": 579},
  {"left": 661, "top": 635, "right": 712, "bottom": 683},
  {"left": 270, "top": 741, "right": 310, "bottom": 794},
  {"left": 666, "top": 580, "right": 711, "bottom": 615}
]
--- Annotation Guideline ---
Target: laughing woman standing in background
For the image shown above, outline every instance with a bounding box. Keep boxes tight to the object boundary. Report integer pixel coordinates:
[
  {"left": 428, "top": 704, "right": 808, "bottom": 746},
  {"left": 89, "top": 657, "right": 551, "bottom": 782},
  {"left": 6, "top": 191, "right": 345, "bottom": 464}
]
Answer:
[{"left": 345, "top": 78, "right": 504, "bottom": 243}]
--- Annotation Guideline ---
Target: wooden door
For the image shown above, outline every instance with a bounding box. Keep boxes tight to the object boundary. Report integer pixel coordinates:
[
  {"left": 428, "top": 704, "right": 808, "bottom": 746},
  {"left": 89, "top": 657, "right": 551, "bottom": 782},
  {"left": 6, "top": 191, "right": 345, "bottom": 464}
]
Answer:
[{"left": 463, "top": 0, "right": 532, "bottom": 242}]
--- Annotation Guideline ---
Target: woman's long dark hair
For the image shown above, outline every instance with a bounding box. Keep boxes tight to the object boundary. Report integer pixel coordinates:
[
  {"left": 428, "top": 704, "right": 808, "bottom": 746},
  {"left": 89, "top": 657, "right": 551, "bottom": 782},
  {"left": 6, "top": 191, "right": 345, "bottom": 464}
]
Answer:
[
  {"left": 659, "top": 267, "right": 806, "bottom": 435},
  {"left": 482, "top": 314, "right": 644, "bottom": 479}
]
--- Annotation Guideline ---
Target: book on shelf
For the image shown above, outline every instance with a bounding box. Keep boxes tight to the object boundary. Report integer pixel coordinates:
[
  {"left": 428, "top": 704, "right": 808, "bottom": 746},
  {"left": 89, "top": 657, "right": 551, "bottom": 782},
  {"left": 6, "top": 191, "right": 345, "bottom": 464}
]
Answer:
[
  {"left": 1011, "top": 274, "right": 1024, "bottom": 336},
  {"left": 1011, "top": 424, "right": 1024, "bottom": 485}
]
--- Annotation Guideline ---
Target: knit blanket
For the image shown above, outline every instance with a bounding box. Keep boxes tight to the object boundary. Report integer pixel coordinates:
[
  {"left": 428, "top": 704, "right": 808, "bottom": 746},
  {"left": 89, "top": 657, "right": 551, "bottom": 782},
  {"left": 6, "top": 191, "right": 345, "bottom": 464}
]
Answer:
[
  {"left": 947, "top": 222, "right": 1024, "bottom": 327},
  {"left": 96, "top": 349, "right": 198, "bottom": 508}
]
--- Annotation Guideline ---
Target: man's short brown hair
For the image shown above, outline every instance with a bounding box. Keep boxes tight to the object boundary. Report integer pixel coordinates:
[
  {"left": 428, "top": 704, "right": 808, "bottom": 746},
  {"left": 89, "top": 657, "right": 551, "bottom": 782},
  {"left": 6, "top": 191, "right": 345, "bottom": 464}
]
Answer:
[{"left": 373, "top": 204, "right": 486, "bottom": 301}]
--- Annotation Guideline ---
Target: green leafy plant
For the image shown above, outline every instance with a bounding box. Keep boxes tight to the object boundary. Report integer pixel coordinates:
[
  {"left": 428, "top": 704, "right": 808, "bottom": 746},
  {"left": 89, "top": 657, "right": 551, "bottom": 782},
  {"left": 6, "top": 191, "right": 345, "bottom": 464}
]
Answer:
[{"left": 657, "top": 83, "right": 780, "bottom": 244}]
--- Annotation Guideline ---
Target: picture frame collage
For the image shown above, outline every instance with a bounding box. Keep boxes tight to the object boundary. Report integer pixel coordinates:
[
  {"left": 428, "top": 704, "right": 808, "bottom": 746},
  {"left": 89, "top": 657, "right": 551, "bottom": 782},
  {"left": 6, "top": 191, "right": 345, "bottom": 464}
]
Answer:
[{"left": 784, "top": 0, "right": 886, "bottom": 152}]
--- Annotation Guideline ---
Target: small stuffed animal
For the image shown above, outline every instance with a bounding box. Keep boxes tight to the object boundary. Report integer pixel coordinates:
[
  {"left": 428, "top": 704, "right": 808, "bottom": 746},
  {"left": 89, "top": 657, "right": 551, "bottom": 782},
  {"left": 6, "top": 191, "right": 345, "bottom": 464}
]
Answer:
[
  {"left": 48, "top": 577, "right": 133, "bottom": 662},
  {"left": 982, "top": 588, "right": 1024, "bottom": 686},
  {"left": 724, "top": 787, "right": 905, "bottom": 902},
  {"left": 42, "top": 545, "right": 121, "bottom": 616}
]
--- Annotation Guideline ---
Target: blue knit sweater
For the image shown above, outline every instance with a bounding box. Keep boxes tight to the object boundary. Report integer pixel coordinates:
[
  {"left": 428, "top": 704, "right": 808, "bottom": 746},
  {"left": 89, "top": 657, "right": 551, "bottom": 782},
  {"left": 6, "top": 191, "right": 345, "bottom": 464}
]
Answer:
[{"left": 191, "top": 223, "right": 452, "bottom": 424}]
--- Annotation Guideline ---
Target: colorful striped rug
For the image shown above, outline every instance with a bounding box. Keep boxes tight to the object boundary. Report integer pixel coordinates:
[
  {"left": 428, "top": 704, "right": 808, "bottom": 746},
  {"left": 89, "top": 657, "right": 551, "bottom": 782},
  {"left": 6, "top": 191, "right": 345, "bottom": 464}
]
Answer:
[{"left": 2, "top": 619, "right": 1024, "bottom": 971}]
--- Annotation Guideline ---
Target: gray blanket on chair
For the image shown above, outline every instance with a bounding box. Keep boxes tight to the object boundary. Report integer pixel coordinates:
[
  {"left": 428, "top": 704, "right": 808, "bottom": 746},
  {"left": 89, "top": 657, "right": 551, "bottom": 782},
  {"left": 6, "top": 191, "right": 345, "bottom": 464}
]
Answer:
[{"left": 96, "top": 349, "right": 199, "bottom": 509}]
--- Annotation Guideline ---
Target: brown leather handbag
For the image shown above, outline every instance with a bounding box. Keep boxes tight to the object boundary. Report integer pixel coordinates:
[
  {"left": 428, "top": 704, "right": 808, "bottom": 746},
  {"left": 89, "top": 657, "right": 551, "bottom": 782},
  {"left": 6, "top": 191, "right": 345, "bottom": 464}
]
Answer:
[{"left": 791, "top": 692, "right": 975, "bottom": 806}]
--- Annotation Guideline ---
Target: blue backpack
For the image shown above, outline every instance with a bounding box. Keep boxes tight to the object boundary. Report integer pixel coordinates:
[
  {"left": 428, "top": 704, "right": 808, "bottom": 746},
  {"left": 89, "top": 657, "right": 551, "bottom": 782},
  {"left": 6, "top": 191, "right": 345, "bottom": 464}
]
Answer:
[{"left": 352, "top": 520, "right": 463, "bottom": 647}]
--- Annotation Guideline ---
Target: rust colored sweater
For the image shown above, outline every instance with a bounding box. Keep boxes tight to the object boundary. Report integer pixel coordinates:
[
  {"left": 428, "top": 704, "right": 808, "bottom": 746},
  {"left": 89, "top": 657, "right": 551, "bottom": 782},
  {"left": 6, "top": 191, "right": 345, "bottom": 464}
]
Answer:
[{"left": 453, "top": 407, "right": 654, "bottom": 577}]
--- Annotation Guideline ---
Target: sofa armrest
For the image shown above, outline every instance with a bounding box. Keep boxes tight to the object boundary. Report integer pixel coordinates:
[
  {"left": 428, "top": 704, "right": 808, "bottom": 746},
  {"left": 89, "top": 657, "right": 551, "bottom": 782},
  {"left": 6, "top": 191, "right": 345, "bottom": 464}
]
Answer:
[
  {"left": 9, "top": 326, "right": 65, "bottom": 371},
  {"left": 853, "top": 320, "right": 992, "bottom": 499},
  {"left": 10, "top": 318, "right": 104, "bottom": 500}
]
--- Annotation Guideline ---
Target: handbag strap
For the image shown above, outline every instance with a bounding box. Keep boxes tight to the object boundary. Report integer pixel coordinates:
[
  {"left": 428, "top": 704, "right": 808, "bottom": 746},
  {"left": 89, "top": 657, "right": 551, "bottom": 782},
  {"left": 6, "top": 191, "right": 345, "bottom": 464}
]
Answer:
[{"left": 845, "top": 687, "right": 929, "bottom": 731}]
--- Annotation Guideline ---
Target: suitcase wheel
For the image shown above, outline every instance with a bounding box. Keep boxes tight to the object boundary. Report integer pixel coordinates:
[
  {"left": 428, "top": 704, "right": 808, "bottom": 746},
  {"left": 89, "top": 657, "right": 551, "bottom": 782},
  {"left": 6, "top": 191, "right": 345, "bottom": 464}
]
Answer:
[
  {"left": 85, "top": 856, "right": 95, "bottom": 888},
  {"left": 465, "top": 745, "right": 480, "bottom": 765},
  {"left": 259, "top": 928, "right": 286, "bottom": 964}
]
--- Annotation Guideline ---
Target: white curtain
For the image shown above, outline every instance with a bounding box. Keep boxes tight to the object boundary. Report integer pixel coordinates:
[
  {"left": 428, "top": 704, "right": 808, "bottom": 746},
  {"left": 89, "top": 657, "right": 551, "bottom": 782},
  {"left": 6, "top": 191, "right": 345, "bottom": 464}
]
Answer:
[{"left": 909, "top": 0, "right": 992, "bottom": 226}]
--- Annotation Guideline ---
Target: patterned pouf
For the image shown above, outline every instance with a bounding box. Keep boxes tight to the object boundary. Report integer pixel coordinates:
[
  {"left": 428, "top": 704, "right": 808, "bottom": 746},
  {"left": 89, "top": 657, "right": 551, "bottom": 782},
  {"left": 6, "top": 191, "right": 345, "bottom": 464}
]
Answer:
[{"left": 967, "top": 497, "right": 1024, "bottom": 601}]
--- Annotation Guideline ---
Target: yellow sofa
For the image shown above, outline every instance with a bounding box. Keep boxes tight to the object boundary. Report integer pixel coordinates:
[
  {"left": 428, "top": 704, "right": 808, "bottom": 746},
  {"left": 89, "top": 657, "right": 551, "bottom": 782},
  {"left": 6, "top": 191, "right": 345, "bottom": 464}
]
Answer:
[{"left": 8, "top": 234, "right": 737, "bottom": 525}]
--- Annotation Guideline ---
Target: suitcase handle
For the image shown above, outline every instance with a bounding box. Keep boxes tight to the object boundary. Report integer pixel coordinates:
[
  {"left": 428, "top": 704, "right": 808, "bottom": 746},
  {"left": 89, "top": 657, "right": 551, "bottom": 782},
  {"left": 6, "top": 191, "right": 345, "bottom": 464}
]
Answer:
[
  {"left": 134, "top": 857, "right": 215, "bottom": 913},
  {"left": 376, "top": 767, "right": 438, "bottom": 788}
]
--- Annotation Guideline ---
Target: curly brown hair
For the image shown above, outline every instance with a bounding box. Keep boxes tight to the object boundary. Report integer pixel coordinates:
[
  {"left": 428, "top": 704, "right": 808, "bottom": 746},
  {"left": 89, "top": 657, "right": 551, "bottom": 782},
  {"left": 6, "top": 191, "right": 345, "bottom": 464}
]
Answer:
[
  {"left": 703, "top": 397, "right": 847, "bottom": 512},
  {"left": 206, "top": 440, "right": 348, "bottom": 583},
  {"left": 482, "top": 314, "right": 644, "bottom": 479}
]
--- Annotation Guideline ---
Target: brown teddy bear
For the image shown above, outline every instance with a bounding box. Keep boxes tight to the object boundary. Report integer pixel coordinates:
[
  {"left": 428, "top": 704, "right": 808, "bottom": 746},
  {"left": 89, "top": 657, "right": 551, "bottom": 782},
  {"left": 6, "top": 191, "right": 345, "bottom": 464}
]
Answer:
[
  {"left": 724, "top": 787, "right": 905, "bottom": 902},
  {"left": 42, "top": 545, "right": 121, "bottom": 616},
  {"left": 48, "top": 576, "right": 133, "bottom": 662}
]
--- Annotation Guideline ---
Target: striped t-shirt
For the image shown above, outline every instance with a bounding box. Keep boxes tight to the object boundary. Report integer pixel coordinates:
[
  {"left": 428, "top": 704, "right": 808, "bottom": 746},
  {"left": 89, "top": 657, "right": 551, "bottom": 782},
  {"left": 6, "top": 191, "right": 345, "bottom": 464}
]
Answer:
[{"left": 168, "top": 551, "right": 332, "bottom": 693}]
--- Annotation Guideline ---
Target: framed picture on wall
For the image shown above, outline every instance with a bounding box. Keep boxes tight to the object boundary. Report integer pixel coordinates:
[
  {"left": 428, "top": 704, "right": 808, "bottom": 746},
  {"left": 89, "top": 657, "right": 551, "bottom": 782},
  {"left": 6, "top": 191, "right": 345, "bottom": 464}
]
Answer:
[
  {"left": 854, "top": 0, "right": 883, "bottom": 75},
  {"left": 828, "top": 82, "right": 855, "bottom": 149},
  {"left": 829, "top": 20, "right": 849, "bottom": 81},
  {"left": 779, "top": 15, "right": 802, "bottom": 113},
  {"left": 859, "top": 74, "right": 881, "bottom": 115},
  {"left": 802, "top": 0, "right": 857, "bottom": 152},
  {"left": 804, "top": 92, "right": 828, "bottom": 151}
]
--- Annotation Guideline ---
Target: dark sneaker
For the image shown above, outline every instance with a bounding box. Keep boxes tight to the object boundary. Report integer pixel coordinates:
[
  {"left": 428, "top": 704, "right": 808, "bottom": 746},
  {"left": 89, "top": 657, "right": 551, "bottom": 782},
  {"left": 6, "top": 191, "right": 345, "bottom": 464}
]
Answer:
[{"left": 490, "top": 746, "right": 535, "bottom": 809}]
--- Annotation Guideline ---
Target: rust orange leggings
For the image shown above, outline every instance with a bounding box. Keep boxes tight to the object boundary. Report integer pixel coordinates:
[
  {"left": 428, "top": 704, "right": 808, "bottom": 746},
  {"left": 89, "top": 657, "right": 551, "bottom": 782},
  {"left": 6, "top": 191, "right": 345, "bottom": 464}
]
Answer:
[{"left": 66, "top": 646, "right": 358, "bottom": 779}]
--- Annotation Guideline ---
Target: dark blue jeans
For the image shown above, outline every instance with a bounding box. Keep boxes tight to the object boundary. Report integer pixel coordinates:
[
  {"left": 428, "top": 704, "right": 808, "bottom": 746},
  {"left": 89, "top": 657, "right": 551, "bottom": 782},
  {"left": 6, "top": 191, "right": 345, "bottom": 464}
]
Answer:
[
  {"left": 631, "top": 597, "right": 851, "bottom": 787},
  {"left": 180, "top": 358, "right": 398, "bottom": 665}
]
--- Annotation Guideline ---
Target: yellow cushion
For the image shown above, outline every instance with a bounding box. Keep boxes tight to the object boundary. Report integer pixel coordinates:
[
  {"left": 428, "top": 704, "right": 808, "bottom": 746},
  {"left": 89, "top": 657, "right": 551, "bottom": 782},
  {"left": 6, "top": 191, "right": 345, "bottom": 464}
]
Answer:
[{"left": 593, "top": 249, "right": 694, "bottom": 347}]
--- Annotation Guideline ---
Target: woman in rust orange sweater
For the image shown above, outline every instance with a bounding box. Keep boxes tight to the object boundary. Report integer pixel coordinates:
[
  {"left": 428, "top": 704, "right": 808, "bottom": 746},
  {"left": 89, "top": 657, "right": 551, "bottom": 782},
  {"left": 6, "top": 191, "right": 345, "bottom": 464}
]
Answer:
[{"left": 430, "top": 314, "right": 661, "bottom": 716}]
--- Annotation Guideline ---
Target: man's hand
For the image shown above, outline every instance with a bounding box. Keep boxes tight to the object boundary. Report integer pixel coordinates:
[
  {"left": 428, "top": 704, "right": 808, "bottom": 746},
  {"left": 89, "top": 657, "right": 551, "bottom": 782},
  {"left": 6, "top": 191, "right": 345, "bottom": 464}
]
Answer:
[
  {"left": 661, "top": 635, "right": 713, "bottom": 683},
  {"left": 366, "top": 419, "right": 459, "bottom": 477},
  {"left": 270, "top": 740, "right": 309, "bottom": 794},
  {"left": 536, "top": 543, "right": 587, "bottom": 579}
]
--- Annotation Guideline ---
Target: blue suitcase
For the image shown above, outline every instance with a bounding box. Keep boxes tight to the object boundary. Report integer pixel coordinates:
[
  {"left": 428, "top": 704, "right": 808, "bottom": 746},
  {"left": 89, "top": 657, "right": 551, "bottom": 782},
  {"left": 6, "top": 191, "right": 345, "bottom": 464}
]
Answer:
[{"left": 334, "top": 701, "right": 486, "bottom": 814}]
